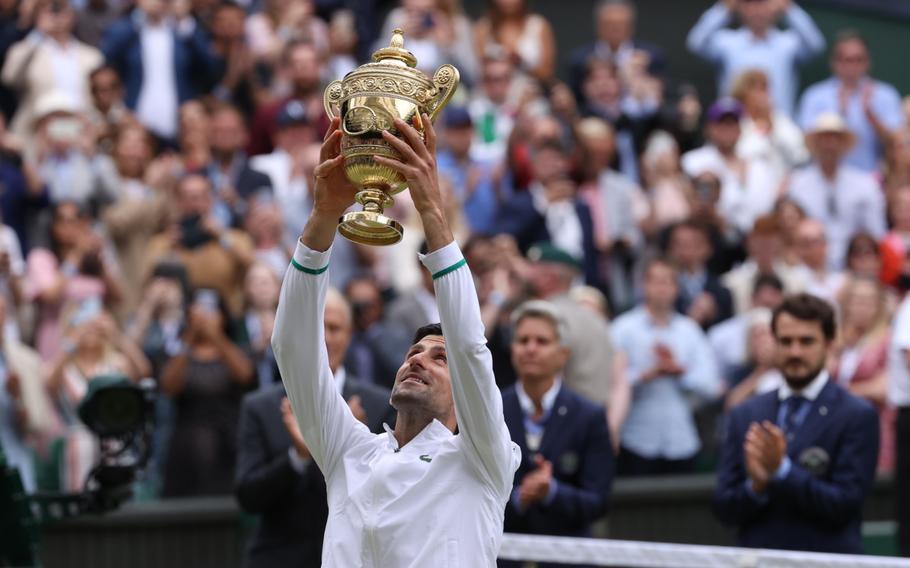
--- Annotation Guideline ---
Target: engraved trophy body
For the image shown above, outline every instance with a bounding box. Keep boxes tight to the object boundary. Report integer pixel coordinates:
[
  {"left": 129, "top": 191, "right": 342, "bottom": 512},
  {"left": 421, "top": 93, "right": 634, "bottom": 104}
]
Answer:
[{"left": 323, "top": 29, "right": 459, "bottom": 246}]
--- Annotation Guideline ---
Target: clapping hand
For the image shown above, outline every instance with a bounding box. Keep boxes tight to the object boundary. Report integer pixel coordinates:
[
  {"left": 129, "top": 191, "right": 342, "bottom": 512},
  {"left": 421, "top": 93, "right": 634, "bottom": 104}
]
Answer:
[
  {"left": 744, "top": 421, "right": 787, "bottom": 493},
  {"left": 519, "top": 454, "right": 554, "bottom": 507},
  {"left": 281, "top": 397, "right": 311, "bottom": 459}
]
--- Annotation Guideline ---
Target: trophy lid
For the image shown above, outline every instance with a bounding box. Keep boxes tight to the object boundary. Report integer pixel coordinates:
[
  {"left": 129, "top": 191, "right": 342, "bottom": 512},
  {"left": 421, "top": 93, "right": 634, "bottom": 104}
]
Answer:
[{"left": 371, "top": 28, "right": 418, "bottom": 68}]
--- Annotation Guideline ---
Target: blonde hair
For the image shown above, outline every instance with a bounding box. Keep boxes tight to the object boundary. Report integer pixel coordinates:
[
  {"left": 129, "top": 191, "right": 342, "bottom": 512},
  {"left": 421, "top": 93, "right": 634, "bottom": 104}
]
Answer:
[{"left": 730, "top": 69, "right": 769, "bottom": 103}]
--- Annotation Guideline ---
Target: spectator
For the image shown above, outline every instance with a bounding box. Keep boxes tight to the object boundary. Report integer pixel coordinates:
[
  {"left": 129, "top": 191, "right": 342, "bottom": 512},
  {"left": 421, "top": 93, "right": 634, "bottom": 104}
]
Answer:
[
  {"left": 127, "top": 261, "right": 189, "bottom": 377},
  {"left": 0, "top": 295, "right": 52, "bottom": 493},
  {"left": 576, "top": 117, "right": 647, "bottom": 313},
  {"left": 235, "top": 288, "right": 394, "bottom": 568},
  {"left": 722, "top": 214, "right": 806, "bottom": 315},
  {"left": 248, "top": 40, "right": 324, "bottom": 156},
  {"left": 378, "top": 0, "right": 477, "bottom": 86},
  {"left": 844, "top": 233, "right": 881, "bottom": 281},
  {"left": 772, "top": 197, "right": 806, "bottom": 267},
  {"left": 160, "top": 288, "right": 254, "bottom": 497},
  {"left": 87, "top": 65, "right": 136, "bottom": 155},
  {"left": 497, "top": 139, "right": 599, "bottom": 287},
  {"left": 102, "top": 125, "right": 174, "bottom": 316},
  {"left": 714, "top": 294, "right": 879, "bottom": 554},
  {"left": 472, "top": 0, "right": 556, "bottom": 84},
  {"left": 467, "top": 51, "right": 518, "bottom": 164},
  {"left": 243, "top": 200, "right": 290, "bottom": 278},
  {"left": 0, "top": 0, "right": 30, "bottom": 122},
  {"left": 568, "top": 0, "right": 666, "bottom": 101},
  {"left": 25, "top": 201, "right": 124, "bottom": 358},
  {"left": 0, "top": 210, "right": 25, "bottom": 339},
  {"left": 880, "top": 185, "right": 910, "bottom": 290},
  {"left": 793, "top": 218, "right": 845, "bottom": 303},
  {"left": 786, "top": 113, "right": 886, "bottom": 268},
  {"left": 178, "top": 99, "right": 211, "bottom": 170},
  {"left": 0, "top": 111, "right": 45, "bottom": 254},
  {"left": 710, "top": 274, "right": 785, "bottom": 389},
  {"left": 74, "top": 0, "right": 120, "bottom": 47},
  {"left": 245, "top": 0, "right": 327, "bottom": 65},
  {"left": 890, "top": 290, "right": 910, "bottom": 556},
  {"left": 798, "top": 30, "right": 904, "bottom": 173},
  {"left": 833, "top": 277, "right": 894, "bottom": 472},
  {"left": 143, "top": 174, "right": 255, "bottom": 315},
  {"left": 612, "top": 257, "right": 721, "bottom": 475},
  {"left": 239, "top": 263, "right": 280, "bottom": 390},
  {"left": 29, "top": 91, "right": 120, "bottom": 215},
  {"left": 436, "top": 106, "right": 499, "bottom": 236},
  {"left": 639, "top": 130, "right": 689, "bottom": 237},
  {"left": 324, "top": 9, "right": 358, "bottom": 82},
  {"left": 723, "top": 308, "right": 783, "bottom": 410},
  {"left": 47, "top": 303, "right": 150, "bottom": 491},
  {"left": 687, "top": 0, "right": 824, "bottom": 117},
  {"left": 682, "top": 98, "right": 778, "bottom": 236},
  {"left": 204, "top": 103, "right": 273, "bottom": 227},
  {"left": 578, "top": 59, "right": 658, "bottom": 182},
  {"left": 731, "top": 68, "right": 808, "bottom": 180},
  {"left": 102, "top": 0, "right": 221, "bottom": 144},
  {"left": 208, "top": 2, "right": 259, "bottom": 118},
  {"left": 250, "top": 100, "right": 319, "bottom": 247},
  {"left": 1, "top": 0, "right": 103, "bottom": 141},
  {"left": 666, "top": 219, "right": 734, "bottom": 329},
  {"left": 343, "top": 276, "right": 412, "bottom": 388},
  {"left": 501, "top": 300, "right": 613, "bottom": 556}
]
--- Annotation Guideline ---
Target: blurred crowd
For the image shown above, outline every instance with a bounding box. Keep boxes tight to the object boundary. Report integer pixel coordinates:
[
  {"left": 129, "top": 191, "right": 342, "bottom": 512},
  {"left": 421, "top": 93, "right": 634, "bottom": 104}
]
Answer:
[{"left": 0, "top": 0, "right": 908, "bottom": 537}]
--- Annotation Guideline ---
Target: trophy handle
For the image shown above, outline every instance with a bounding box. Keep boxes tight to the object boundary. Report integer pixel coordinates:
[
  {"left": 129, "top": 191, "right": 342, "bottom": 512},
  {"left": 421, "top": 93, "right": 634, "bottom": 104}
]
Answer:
[
  {"left": 427, "top": 64, "right": 460, "bottom": 121},
  {"left": 324, "top": 80, "right": 344, "bottom": 120}
]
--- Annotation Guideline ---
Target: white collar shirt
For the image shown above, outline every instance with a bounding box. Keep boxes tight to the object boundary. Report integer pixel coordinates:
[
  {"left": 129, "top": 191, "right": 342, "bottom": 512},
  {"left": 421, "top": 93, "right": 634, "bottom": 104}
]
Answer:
[{"left": 778, "top": 369, "right": 829, "bottom": 402}]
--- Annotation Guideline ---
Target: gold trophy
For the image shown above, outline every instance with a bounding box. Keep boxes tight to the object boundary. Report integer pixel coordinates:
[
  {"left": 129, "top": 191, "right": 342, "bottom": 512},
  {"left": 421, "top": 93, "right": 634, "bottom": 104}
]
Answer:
[{"left": 323, "top": 29, "right": 459, "bottom": 246}]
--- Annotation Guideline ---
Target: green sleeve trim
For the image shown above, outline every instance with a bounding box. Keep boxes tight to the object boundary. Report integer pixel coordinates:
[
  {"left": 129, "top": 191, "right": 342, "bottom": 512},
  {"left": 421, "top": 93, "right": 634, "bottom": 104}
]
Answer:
[
  {"left": 290, "top": 258, "right": 329, "bottom": 275},
  {"left": 431, "top": 258, "right": 467, "bottom": 280}
]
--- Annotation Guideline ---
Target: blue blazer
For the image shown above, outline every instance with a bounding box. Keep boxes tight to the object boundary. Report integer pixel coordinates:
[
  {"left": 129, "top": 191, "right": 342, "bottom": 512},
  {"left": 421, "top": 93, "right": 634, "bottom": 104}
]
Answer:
[
  {"left": 101, "top": 13, "right": 222, "bottom": 112},
  {"left": 713, "top": 380, "right": 879, "bottom": 554},
  {"left": 501, "top": 384, "right": 613, "bottom": 539},
  {"left": 496, "top": 192, "right": 601, "bottom": 290}
]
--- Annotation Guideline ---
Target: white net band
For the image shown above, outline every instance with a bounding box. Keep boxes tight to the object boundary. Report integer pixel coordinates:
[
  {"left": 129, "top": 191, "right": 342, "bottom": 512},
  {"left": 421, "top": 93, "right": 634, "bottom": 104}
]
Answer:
[{"left": 499, "top": 533, "right": 910, "bottom": 567}]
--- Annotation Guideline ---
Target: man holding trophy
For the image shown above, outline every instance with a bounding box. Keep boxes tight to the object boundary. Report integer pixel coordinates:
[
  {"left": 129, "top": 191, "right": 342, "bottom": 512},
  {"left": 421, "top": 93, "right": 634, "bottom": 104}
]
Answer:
[{"left": 272, "top": 30, "right": 520, "bottom": 567}]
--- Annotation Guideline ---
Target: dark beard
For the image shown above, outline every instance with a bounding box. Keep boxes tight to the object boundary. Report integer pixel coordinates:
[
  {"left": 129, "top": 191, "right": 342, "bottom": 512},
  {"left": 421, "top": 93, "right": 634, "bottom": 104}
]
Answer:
[{"left": 781, "top": 360, "right": 825, "bottom": 391}]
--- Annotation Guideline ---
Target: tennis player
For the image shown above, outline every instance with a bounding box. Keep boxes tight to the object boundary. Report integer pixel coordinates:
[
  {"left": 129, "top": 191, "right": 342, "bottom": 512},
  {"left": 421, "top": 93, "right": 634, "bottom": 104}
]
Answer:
[{"left": 272, "top": 114, "right": 521, "bottom": 567}]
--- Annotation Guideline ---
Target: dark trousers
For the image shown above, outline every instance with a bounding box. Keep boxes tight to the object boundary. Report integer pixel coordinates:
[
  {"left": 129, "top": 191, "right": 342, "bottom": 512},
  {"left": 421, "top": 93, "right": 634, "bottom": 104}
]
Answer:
[
  {"left": 898, "top": 407, "right": 910, "bottom": 557},
  {"left": 617, "top": 447, "right": 697, "bottom": 476}
]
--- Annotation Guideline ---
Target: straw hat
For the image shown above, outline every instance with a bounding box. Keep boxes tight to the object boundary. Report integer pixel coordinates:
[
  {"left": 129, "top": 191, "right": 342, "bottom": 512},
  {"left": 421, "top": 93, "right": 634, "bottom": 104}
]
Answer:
[
  {"left": 804, "top": 112, "right": 857, "bottom": 151},
  {"left": 32, "top": 91, "right": 80, "bottom": 126}
]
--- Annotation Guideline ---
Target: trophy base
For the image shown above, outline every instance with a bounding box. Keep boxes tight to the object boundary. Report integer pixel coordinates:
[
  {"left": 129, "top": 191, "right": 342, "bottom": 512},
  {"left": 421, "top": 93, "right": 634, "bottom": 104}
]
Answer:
[{"left": 338, "top": 211, "right": 404, "bottom": 246}]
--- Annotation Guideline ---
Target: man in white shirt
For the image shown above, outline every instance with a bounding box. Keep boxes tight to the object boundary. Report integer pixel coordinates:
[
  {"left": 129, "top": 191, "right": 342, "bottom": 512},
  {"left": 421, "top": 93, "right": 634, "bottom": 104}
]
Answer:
[
  {"left": 792, "top": 218, "right": 845, "bottom": 304},
  {"left": 786, "top": 113, "right": 886, "bottom": 268},
  {"left": 272, "top": 115, "right": 520, "bottom": 566},
  {"left": 889, "top": 293, "right": 910, "bottom": 556}
]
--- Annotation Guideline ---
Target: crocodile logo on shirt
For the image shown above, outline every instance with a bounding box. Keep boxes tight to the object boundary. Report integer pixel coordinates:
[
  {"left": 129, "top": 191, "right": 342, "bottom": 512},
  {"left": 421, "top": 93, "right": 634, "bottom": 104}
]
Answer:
[{"left": 419, "top": 454, "right": 432, "bottom": 463}]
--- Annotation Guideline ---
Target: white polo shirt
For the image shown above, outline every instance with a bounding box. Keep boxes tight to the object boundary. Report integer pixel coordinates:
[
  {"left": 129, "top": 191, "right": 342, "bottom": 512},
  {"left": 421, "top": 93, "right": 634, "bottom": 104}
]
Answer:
[
  {"left": 272, "top": 239, "right": 520, "bottom": 567},
  {"left": 889, "top": 294, "right": 910, "bottom": 407}
]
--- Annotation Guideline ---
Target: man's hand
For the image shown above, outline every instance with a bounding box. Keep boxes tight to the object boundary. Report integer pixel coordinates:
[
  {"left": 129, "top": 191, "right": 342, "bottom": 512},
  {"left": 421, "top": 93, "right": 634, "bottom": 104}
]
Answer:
[
  {"left": 301, "top": 117, "right": 358, "bottom": 252},
  {"left": 687, "top": 292, "right": 718, "bottom": 326},
  {"left": 375, "top": 115, "right": 453, "bottom": 252},
  {"left": 281, "top": 397, "right": 311, "bottom": 460},
  {"left": 744, "top": 423, "right": 770, "bottom": 493},
  {"left": 756, "top": 421, "right": 787, "bottom": 473},
  {"left": 518, "top": 454, "right": 553, "bottom": 507}
]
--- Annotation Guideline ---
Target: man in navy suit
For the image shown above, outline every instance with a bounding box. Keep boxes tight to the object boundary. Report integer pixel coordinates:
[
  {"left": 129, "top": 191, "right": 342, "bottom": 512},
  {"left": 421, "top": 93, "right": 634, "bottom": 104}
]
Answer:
[
  {"left": 235, "top": 288, "right": 395, "bottom": 568},
  {"left": 500, "top": 300, "right": 613, "bottom": 568},
  {"left": 714, "top": 293, "right": 880, "bottom": 554},
  {"left": 568, "top": 0, "right": 666, "bottom": 101}
]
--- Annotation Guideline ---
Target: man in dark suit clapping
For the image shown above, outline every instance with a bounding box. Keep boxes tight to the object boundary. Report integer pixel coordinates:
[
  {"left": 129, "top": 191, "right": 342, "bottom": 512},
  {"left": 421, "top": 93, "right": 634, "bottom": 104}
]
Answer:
[
  {"left": 234, "top": 288, "right": 395, "bottom": 568},
  {"left": 713, "top": 293, "right": 879, "bottom": 554},
  {"left": 500, "top": 300, "right": 613, "bottom": 568}
]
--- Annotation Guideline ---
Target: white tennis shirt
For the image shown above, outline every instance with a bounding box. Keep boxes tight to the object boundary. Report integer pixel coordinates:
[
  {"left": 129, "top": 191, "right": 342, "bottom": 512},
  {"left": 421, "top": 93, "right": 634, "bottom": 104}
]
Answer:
[{"left": 272, "top": 239, "right": 521, "bottom": 567}]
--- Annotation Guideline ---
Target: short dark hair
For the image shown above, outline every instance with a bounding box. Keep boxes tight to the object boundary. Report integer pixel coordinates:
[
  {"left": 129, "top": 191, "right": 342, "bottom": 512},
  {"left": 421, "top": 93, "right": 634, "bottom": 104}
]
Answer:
[
  {"left": 833, "top": 29, "right": 868, "bottom": 52},
  {"left": 771, "top": 294, "right": 836, "bottom": 341},
  {"left": 642, "top": 255, "right": 677, "bottom": 280},
  {"left": 412, "top": 323, "right": 443, "bottom": 344},
  {"left": 752, "top": 273, "right": 784, "bottom": 296}
]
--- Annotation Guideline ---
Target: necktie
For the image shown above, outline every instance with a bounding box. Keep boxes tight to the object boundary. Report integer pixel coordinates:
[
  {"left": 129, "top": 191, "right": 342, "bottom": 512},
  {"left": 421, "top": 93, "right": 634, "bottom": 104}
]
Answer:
[{"left": 783, "top": 395, "right": 808, "bottom": 434}]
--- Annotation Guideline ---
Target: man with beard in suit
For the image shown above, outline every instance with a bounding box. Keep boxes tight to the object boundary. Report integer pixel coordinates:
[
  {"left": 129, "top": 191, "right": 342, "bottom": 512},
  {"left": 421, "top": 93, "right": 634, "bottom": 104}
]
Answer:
[
  {"left": 234, "top": 288, "right": 395, "bottom": 568},
  {"left": 714, "top": 293, "right": 879, "bottom": 553}
]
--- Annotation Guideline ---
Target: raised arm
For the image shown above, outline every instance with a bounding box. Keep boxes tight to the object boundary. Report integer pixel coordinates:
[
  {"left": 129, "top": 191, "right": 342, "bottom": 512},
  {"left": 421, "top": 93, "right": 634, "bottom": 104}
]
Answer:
[
  {"left": 686, "top": 2, "right": 731, "bottom": 64},
  {"left": 376, "top": 116, "right": 520, "bottom": 491},
  {"left": 271, "top": 118, "right": 368, "bottom": 476},
  {"left": 784, "top": 3, "right": 825, "bottom": 64}
]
